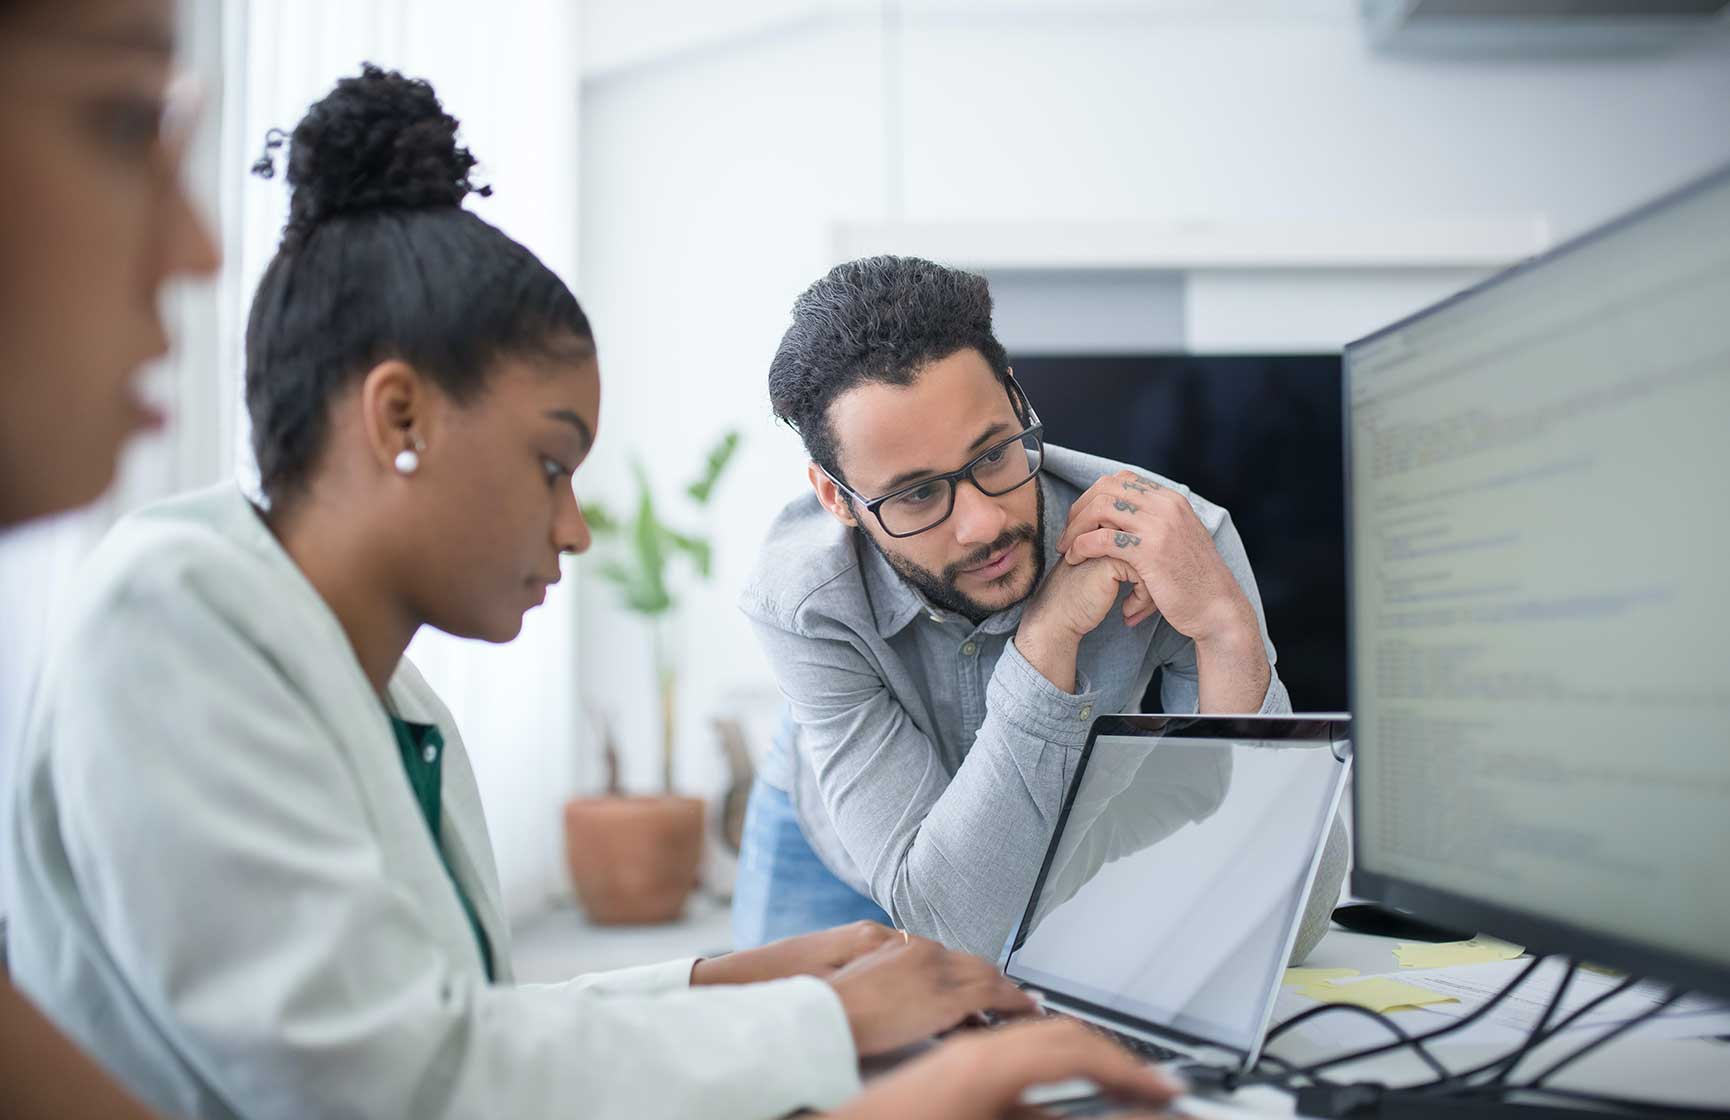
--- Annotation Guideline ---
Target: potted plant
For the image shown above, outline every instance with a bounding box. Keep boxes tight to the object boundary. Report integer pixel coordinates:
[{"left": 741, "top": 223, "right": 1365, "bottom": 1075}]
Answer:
[{"left": 563, "top": 432, "right": 740, "bottom": 924}]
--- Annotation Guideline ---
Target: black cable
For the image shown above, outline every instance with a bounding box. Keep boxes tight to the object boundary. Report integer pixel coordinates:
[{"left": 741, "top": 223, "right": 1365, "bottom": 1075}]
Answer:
[
  {"left": 1242, "top": 953, "right": 1550, "bottom": 1090},
  {"left": 1300, "top": 990, "right": 1723, "bottom": 1120},
  {"left": 1244, "top": 957, "right": 1706, "bottom": 1120},
  {"left": 1419, "top": 956, "right": 1581, "bottom": 1093},
  {"left": 1251, "top": 1051, "right": 1306, "bottom": 1076},
  {"left": 1449, "top": 1082, "right": 1730, "bottom": 1118},
  {"left": 1241, "top": 1001, "right": 1451, "bottom": 1085},
  {"left": 1523, "top": 986, "right": 1684, "bottom": 1088},
  {"left": 1487, "top": 957, "right": 1577, "bottom": 1086},
  {"left": 1412, "top": 972, "right": 1643, "bottom": 1094},
  {"left": 1218, "top": 1049, "right": 1342, "bottom": 1097}
]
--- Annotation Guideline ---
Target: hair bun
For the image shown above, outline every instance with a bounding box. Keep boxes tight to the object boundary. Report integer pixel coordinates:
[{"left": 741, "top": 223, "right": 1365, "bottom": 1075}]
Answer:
[{"left": 270, "top": 63, "right": 490, "bottom": 230}]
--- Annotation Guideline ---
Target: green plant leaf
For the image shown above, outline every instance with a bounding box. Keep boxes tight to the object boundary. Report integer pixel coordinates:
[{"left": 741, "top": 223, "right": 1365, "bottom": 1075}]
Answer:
[
  {"left": 664, "top": 529, "right": 714, "bottom": 579},
  {"left": 595, "top": 560, "right": 634, "bottom": 587},
  {"left": 624, "top": 580, "right": 673, "bottom": 615},
  {"left": 687, "top": 430, "right": 741, "bottom": 506},
  {"left": 583, "top": 499, "right": 621, "bottom": 535},
  {"left": 627, "top": 460, "right": 672, "bottom": 615},
  {"left": 584, "top": 443, "right": 735, "bottom": 615}
]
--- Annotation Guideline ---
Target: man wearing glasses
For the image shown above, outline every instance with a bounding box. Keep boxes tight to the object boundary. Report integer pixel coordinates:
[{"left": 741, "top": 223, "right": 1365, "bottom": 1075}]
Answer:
[{"left": 734, "top": 256, "right": 1339, "bottom": 962}]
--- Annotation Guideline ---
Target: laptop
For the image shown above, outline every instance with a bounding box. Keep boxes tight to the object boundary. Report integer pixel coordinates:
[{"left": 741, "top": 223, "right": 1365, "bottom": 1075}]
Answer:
[{"left": 1001, "top": 713, "right": 1351, "bottom": 1101}]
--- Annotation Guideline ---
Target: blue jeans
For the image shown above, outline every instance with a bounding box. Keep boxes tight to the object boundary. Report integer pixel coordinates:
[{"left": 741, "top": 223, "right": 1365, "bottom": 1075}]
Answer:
[{"left": 731, "top": 779, "right": 890, "bottom": 949}]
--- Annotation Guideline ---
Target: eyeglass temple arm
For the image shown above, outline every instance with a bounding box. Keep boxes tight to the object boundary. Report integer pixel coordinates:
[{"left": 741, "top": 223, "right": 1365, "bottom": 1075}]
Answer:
[
  {"left": 815, "top": 462, "right": 867, "bottom": 505},
  {"left": 1004, "top": 370, "right": 1040, "bottom": 428}
]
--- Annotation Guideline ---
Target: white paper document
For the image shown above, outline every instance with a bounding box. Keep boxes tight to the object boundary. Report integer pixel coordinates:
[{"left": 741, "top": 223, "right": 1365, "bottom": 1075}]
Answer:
[{"left": 1398, "top": 958, "right": 1730, "bottom": 1039}]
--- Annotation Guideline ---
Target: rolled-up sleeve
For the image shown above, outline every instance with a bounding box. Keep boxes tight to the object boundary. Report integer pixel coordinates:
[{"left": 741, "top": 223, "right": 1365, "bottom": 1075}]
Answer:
[
  {"left": 986, "top": 637, "right": 1101, "bottom": 747},
  {"left": 748, "top": 616, "right": 1094, "bottom": 959}
]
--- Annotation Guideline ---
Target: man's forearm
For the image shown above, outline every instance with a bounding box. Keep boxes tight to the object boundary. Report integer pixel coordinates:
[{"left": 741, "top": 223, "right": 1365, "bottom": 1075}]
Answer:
[
  {"left": 878, "top": 636, "right": 1100, "bottom": 956},
  {"left": 1194, "top": 613, "right": 1271, "bottom": 713}
]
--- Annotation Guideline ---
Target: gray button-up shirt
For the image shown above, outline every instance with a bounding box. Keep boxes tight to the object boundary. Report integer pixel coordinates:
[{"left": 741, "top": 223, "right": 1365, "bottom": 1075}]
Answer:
[{"left": 741, "top": 445, "right": 1335, "bottom": 960}]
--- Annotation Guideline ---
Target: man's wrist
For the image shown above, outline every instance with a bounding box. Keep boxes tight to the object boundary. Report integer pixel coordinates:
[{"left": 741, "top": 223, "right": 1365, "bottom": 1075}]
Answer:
[
  {"left": 1192, "top": 604, "right": 1271, "bottom": 713},
  {"left": 1020, "top": 599, "right": 1087, "bottom": 648},
  {"left": 1192, "top": 594, "right": 1259, "bottom": 653},
  {"left": 1013, "top": 611, "right": 1084, "bottom": 695}
]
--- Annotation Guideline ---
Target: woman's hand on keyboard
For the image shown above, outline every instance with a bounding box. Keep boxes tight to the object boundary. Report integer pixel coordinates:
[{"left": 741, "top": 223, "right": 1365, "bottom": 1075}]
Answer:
[
  {"left": 829, "top": 1018, "right": 1186, "bottom": 1119},
  {"left": 826, "top": 933, "right": 1038, "bottom": 1057}
]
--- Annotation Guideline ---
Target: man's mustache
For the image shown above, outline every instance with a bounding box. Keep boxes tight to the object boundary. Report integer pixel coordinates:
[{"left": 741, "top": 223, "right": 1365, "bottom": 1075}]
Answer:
[{"left": 944, "top": 523, "right": 1037, "bottom": 582}]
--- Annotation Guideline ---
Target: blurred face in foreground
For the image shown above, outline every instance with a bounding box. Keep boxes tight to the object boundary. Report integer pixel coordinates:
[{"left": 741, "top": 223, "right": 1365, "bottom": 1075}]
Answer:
[{"left": 0, "top": 0, "right": 218, "bottom": 526}]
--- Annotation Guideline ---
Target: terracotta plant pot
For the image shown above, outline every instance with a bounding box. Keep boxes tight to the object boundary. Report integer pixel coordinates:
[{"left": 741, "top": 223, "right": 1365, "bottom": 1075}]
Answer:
[{"left": 563, "top": 795, "right": 705, "bottom": 925}]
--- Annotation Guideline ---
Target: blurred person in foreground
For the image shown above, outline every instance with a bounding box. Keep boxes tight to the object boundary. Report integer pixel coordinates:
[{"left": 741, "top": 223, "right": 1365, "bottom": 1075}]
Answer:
[{"left": 0, "top": 0, "right": 216, "bottom": 1116}]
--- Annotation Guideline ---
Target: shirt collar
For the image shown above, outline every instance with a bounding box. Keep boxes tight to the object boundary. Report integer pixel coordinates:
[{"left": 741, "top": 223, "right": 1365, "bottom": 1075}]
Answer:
[{"left": 864, "top": 471, "right": 1063, "bottom": 639}]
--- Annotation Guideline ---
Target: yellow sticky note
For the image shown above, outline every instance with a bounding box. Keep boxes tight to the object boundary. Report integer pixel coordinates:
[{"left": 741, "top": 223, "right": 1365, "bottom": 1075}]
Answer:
[
  {"left": 1392, "top": 936, "right": 1524, "bottom": 970},
  {"left": 1307, "top": 976, "right": 1460, "bottom": 1013},
  {"left": 1284, "top": 967, "right": 1360, "bottom": 986},
  {"left": 1283, "top": 967, "right": 1361, "bottom": 1000}
]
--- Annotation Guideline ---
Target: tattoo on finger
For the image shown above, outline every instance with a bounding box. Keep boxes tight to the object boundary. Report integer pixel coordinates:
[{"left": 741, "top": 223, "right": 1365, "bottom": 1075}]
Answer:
[
  {"left": 1112, "top": 498, "right": 1138, "bottom": 513},
  {"left": 1114, "top": 531, "right": 1141, "bottom": 548},
  {"left": 1121, "top": 478, "right": 1154, "bottom": 495}
]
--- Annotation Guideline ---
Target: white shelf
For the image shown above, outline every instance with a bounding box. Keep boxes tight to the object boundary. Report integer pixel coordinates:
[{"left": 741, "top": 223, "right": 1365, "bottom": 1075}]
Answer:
[{"left": 834, "top": 216, "right": 1549, "bottom": 271}]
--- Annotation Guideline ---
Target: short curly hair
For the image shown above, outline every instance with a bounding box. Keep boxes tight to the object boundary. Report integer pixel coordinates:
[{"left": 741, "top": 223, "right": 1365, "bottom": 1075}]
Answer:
[{"left": 768, "top": 256, "right": 1016, "bottom": 483}]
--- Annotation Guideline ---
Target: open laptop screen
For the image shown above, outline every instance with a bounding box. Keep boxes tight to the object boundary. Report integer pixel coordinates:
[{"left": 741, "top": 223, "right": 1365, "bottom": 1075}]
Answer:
[{"left": 1003, "top": 716, "right": 1349, "bottom": 1057}]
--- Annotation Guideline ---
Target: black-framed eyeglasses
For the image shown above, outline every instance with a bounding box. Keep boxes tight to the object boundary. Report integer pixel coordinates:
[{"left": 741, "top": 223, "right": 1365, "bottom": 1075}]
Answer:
[{"left": 822, "top": 419, "right": 1046, "bottom": 539}]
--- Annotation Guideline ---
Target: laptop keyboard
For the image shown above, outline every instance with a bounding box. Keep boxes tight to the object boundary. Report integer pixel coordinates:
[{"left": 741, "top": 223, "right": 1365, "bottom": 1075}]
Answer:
[
  {"left": 1112, "top": 1030, "right": 1185, "bottom": 1064},
  {"left": 1049, "top": 1009, "right": 1184, "bottom": 1064}
]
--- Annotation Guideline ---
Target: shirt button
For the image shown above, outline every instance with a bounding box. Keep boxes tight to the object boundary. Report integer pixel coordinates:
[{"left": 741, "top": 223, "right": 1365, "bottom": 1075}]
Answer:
[
  {"left": 422, "top": 744, "right": 439, "bottom": 763},
  {"left": 1079, "top": 704, "right": 1094, "bottom": 721},
  {"left": 961, "top": 642, "right": 978, "bottom": 657}
]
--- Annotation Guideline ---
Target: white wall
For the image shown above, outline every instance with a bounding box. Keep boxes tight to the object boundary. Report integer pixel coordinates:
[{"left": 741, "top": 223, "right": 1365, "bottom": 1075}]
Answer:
[
  {"left": 575, "top": 20, "right": 890, "bottom": 795},
  {"left": 574, "top": 4, "right": 1730, "bottom": 796}
]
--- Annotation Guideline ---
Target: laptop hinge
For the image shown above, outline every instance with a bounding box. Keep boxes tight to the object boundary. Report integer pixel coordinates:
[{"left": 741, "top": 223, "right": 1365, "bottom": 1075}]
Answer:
[{"left": 1032, "top": 992, "right": 1245, "bottom": 1070}]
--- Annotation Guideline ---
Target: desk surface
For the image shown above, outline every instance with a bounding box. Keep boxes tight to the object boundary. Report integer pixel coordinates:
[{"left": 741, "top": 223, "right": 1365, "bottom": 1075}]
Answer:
[
  {"left": 1239, "top": 927, "right": 1730, "bottom": 1117},
  {"left": 514, "top": 904, "right": 1728, "bottom": 1115}
]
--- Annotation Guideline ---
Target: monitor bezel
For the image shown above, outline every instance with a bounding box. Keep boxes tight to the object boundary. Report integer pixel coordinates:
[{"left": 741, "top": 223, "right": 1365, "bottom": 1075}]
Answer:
[{"left": 1342, "top": 159, "right": 1730, "bottom": 1004}]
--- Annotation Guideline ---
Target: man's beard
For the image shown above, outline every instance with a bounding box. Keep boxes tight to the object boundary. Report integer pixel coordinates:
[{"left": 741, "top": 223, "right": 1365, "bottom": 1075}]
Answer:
[{"left": 863, "top": 481, "right": 1047, "bottom": 625}]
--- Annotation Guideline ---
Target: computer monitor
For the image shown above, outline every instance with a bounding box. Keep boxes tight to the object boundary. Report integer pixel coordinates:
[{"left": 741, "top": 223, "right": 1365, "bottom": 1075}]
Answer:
[
  {"left": 1344, "top": 163, "right": 1730, "bottom": 1002},
  {"left": 1010, "top": 354, "right": 1348, "bottom": 712}
]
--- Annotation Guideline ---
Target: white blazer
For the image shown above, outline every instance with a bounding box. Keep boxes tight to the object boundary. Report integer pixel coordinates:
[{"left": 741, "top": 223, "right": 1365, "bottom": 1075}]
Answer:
[{"left": 3, "top": 483, "right": 859, "bottom": 1119}]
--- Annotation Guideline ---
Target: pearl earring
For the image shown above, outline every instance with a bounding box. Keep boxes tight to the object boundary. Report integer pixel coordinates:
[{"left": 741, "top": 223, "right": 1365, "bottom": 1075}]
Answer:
[{"left": 394, "top": 437, "right": 426, "bottom": 476}]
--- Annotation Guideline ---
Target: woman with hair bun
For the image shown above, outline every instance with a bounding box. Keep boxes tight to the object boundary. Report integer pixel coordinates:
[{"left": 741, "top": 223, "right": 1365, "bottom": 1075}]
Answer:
[{"left": 5, "top": 64, "right": 1181, "bottom": 1119}]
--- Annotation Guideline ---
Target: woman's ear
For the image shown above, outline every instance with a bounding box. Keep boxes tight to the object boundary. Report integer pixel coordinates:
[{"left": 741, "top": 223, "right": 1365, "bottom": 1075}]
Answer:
[
  {"left": 359, "top": 360, "right": 431, "bottom": 473},
  {"left": 807, "top": 462, "right": 859, "bottom": 528}
]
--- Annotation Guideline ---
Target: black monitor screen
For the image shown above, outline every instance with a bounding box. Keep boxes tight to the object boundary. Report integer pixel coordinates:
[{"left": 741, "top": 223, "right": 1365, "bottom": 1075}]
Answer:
[{"left": 1012, "top": 354, "right": 1346, "bottom": 713}]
